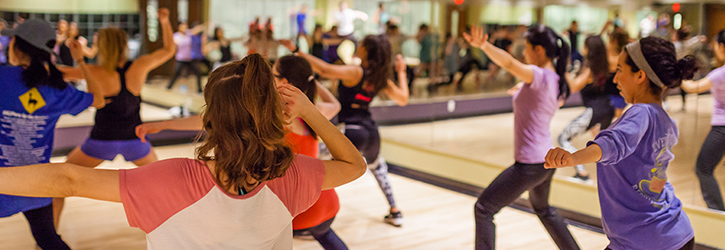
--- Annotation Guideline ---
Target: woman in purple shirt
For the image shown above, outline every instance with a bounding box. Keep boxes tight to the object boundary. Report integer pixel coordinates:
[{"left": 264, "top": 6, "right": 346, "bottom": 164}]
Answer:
[
  {"left": 681, "top": 29, "right": 725, "bottom": 211},
  {"left": 545, "top": 36, "right": 697, "bottom": 250},
  {"left": 464, "top": 25, "right": 579, "bottom": 250}
]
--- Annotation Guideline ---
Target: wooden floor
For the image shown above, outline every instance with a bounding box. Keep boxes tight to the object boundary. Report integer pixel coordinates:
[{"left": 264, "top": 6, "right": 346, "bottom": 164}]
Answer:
[
  {"left": 0, "top": 144, "right": 609, "bottom": 250},
  {"left": 379, "top": 94, "right": 725, "bottom": 209}
]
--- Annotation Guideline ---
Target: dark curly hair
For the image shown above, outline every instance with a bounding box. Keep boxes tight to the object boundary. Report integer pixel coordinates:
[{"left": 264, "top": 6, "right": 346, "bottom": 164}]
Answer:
[
  {"left": 361, "top": 34, "right": 393, "bottom": 93},
  {"left": 526, "top": 24, "right": 570, "bottom": 100},
  {"left": 624, "top": 37, "right": 698, "bottom": 96}
]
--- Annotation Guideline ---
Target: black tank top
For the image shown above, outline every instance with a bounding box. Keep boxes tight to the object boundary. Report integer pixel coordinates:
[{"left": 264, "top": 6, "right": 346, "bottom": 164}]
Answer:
[
  {"left": 90, "top": 61, "right": 143, "bottom": 140},
  {"left": 58, "top": 43, "right": 74, "bottom": 66},
  {"left": 337, "top": 69, "right": 378, "bottom": 124},
  {"left": 580, "top": 73, "right": 618, "bottom": 109},
  {"left": 220, "top": 45, "right": 232, "bottom": 63}
]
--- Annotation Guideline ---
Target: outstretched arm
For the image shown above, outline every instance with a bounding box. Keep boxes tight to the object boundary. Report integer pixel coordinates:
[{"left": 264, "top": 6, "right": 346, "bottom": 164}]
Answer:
[
  {"left": 135, "top": 115, "right": 203, "bottom": 143},
  {"left": 280, "top": 39, "right": 363, "bottom": 86},
  {"left": 0, "top": 163, "right": 121, "bottom": 202},
  {"left": 464, "top": 27, "right": 534, "bottom": 84},
  {"left": 133, "top": 8, "right": 176, "bottom": 74},
  {"left": 278, "top": 84, "right": 366, "bottom": 190},
  {"left": 681, "top": 77, "right": 713, "bottom": 94},
  {"left": 544, "top": 145, "right": 602, "bottom": 169}
]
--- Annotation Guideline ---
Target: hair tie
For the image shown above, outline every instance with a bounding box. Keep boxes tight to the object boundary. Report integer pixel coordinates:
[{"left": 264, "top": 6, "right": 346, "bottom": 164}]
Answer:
[{"left": 308, "top": 75, "right": 315, "bottom": 82}]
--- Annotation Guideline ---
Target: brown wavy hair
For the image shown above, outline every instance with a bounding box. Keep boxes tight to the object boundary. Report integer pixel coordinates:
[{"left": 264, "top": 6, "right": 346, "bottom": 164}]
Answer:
[
  {"left": 196, "top": 54, "right": 294, "bottom": 192},
  {"left": 97, "top": 28, "right": 129, "bottom": 72}
]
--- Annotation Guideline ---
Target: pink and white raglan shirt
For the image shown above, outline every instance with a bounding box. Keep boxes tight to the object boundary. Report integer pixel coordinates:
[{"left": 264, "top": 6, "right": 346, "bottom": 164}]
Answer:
[{"left": 119, "top": 155, "right": 325, "bottom": 250}]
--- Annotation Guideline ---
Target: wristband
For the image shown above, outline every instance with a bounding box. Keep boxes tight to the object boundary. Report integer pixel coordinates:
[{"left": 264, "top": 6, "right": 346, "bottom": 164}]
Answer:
[{"left": 292, "top": 46, "right": 300, "bottom": 54}]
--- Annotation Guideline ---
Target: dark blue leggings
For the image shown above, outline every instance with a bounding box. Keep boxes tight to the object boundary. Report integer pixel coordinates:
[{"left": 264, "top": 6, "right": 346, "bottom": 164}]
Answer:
[
  {"left": 695, "top": 126, "right": 725, "bottom": 211},
  {"left": 23, "top": 204, "right": 70, "bottom": 250},
  {"left": 301, "top": 217, "right": 348, "bottom": 250}
]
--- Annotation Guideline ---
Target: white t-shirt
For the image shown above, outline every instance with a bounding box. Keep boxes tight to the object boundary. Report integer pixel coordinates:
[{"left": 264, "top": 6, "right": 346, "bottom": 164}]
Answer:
[
  {"left": 120, "top": 156, "right": 325, "bottom": 249},
  {"left": 335, "top": 8, "right": 364, "bottom": 36}
]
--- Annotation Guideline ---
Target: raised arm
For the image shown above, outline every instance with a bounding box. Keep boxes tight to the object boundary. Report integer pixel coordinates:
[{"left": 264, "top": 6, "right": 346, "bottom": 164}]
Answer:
[
  {"left": 314, "top": 80, "right": 341, "bottom": 120},
  {"left": 277, "top": 84, "right": 366, "bottom": 190},
  {"left": 681, "top": 77, "right": 713, "bottom": 94},
  {"left": 464, "top": 27, "right": 534, "bottom": 83},
  {"left": 135, "top": 115, "right": 203, "bottom": 143},
  {"left": 69, "top": 39, "right": 106, "bottom": 109},
  {"left": 133, "top": 8, "right": 176, "bottom": 73},
  {"left": 382, "top": 55, "right": 409, "bottom": 106},
  {"left": 0, "top": 163, "right": 121, "bottom": 202},
  {"left": 280, "top": 39, "right": 363, "bottom": 86}
]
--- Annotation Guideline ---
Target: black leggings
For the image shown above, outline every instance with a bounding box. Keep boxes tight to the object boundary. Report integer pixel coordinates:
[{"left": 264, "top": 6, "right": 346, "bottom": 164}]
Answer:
[
  {"left": 605, "top": 237, "right": 694, "bottom": 250},
  {"left": 695, "top": 126, "right": 725, "bottom": 211},
  {"left": 344, "top": 121, "right": 397, "bottom": 209},
  {"left": 167, "top": 61, "right": 203, "bottom": 93},
  {"left": 23, "top": 204, "right": 70, "bottom": 250},
  {"left": 474, "top": 162, "right": 579, "bottom": 250},
  {"left": 296, "top": 217, "right": 348, "bottom": 250}
]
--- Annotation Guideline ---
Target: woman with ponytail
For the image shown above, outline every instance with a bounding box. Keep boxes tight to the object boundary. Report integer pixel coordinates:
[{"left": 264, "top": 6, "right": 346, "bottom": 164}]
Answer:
[
  {"left": 0, "top": 19, "right": 105, "bottom": 249},
  {"left": 280, "top": 34, "right": 410, "bottom": 227},
  {"left": 134, "top": 55, "right": 349, "bottom": 249},
  {"left": 464, "top": 25, "right": 580, "bottom": 250},
  {"left": 52, "top": 8, "right": 176, "bottom": 229},
  {"left": 0, "top": 54, "right": 367, "bottom": 249},
  {"left": 558, "top": 35, "right": 618, "bottom": 182},
  {"left": 546, "top": 36, "right": 697, "bottom": 249},
  {"left": 681, "top": 29, "right": 725, "bottom": 211}
]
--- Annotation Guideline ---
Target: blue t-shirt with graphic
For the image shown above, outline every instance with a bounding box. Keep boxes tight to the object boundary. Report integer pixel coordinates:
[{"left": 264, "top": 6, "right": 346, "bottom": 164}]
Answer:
[
  {"left": 0, "top": 66, "right": 93, "bottom": 217},
  {"left": 589, "top": 104, "right": 693, "bottom": 250}
]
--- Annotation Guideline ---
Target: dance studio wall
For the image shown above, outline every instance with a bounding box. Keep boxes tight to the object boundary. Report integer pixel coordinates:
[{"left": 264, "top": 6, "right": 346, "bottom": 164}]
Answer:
[{"left": 0, "top": 0, "right": 138, "bottom": 13}]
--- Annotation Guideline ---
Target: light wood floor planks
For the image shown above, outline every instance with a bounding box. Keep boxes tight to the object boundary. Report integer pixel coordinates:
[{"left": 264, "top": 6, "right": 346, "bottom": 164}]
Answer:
[
  {"left": 0, "top": 144, "right": 609, "bottom": 250},
  {"left": 379, "top": 94, "right": 725, "bottom": 210}
]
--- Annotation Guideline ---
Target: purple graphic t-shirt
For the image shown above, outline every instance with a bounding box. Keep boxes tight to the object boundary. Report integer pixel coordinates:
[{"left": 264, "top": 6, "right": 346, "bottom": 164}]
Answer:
[
  {"left": 706, "top": 66, "right": 725, "bottom": 126},
  {"left": 589, "top": 104, "right": 693, "bottom": 250},
  {"left": 512, "top": 66, "right": 560, "bottom": 164}
]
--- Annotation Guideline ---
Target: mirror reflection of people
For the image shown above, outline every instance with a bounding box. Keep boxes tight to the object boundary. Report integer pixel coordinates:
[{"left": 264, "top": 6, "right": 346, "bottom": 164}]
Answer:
[
  {"left": 334, "top": 1, "right": 368, "bottom": 43},
  {"left": 681, "top": 29, "right": 725, "bottom": 212},
  {"left": 546, "top": 36, "right": 697, "bottom": 250},
  {"left": 0, "top": 19, "right": 10, "bottom": 66},
  {"left": 167, "top": 21, "right": 205, "bottom": 93}
]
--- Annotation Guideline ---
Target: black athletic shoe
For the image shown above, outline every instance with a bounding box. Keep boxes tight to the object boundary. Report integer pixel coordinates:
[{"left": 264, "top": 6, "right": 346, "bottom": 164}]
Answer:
[
  {"left": 572, "top": 173, "right": 591, "bottom": 182},
  {"left": 384, "top": 211, "right": 404, "bottom": 227}
]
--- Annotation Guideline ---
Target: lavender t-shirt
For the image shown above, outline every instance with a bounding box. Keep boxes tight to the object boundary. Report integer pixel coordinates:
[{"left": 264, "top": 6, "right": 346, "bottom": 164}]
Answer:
[
  {"left": 174, "top": 32, "right": 192, "bottom": 62},
  {"left": 589, "top": 104, "right": 693, "bottom": 250},
  {"left": 706, "top": 66, "right": 725, "bottom": 126},
  {"left": 512, "top": 66, "right": 560, "bottom": 164}
]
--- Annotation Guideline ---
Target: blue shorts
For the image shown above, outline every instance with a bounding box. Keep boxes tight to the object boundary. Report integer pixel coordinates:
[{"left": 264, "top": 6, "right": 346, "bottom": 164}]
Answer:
[
  {"left": 609, "top": 94, "right": 627, "bottom": 109},
  {"left": 80, "top": 138, "right": 152, "bottom": 161}
]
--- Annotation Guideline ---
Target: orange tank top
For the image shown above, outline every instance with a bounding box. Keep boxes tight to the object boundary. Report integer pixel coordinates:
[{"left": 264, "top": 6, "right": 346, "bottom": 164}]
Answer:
[{"left": 286, "top": 120, "right": 340, "bottom": 230}]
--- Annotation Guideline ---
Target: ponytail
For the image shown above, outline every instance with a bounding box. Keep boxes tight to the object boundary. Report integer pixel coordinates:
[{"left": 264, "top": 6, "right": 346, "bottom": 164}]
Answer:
[
  {"left": 14, "top": 37, "right": 67, "bottom": 90},
  {"left": 554, "top": 37, "right": 571, "bottom": 100},
  {"left": 274, "top": 55, "right": 318, "bottom": 139},
  {"left": 526, "top": 25, "right": 571, "bottom": 100}
]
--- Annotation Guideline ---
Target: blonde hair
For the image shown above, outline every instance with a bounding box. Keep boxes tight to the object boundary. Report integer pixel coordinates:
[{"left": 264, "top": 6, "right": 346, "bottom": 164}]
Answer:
[{"left": 97, "top": 28, "right": 129, "bottom": 72}]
